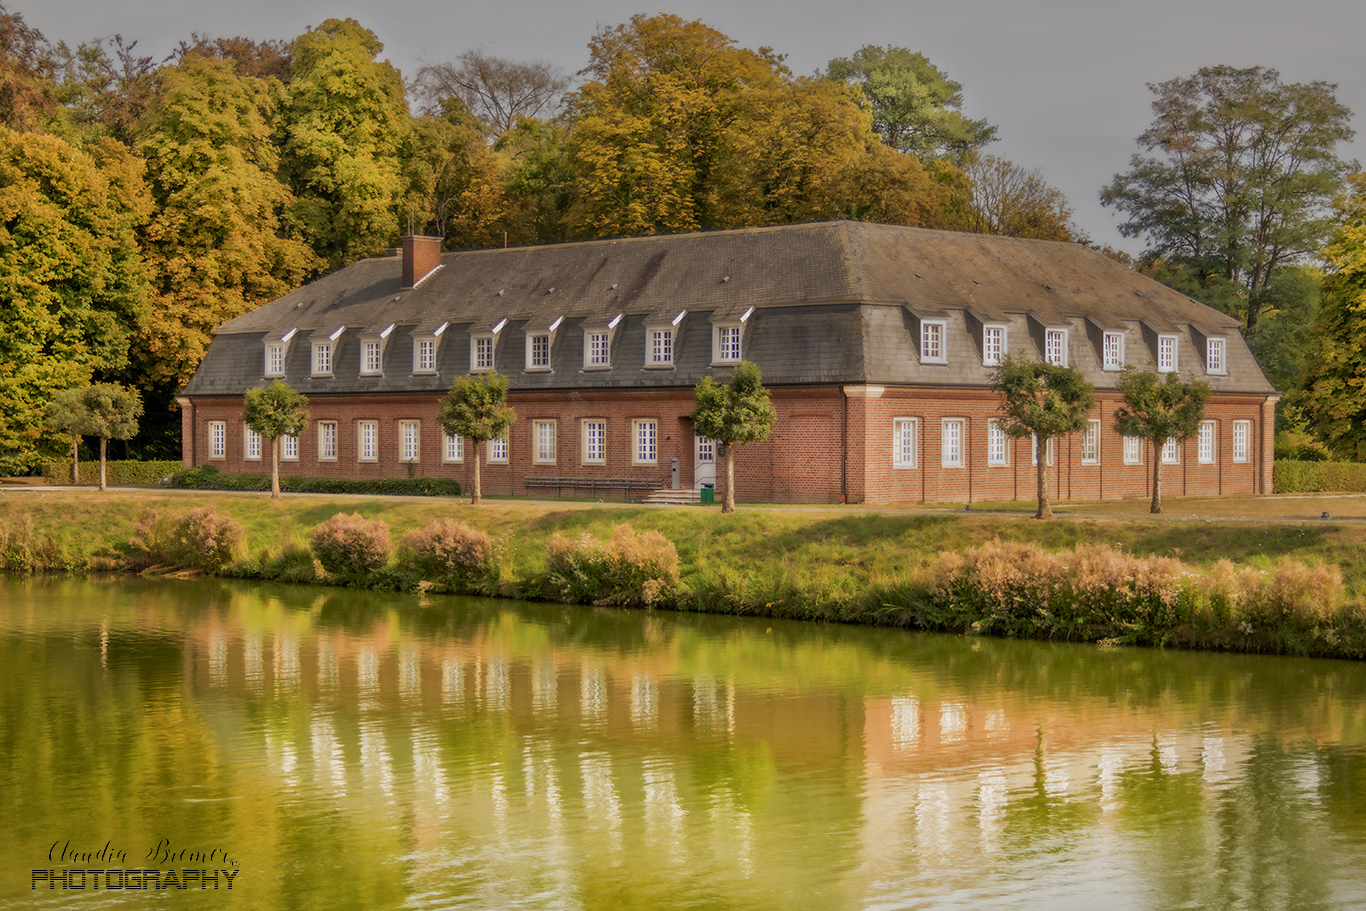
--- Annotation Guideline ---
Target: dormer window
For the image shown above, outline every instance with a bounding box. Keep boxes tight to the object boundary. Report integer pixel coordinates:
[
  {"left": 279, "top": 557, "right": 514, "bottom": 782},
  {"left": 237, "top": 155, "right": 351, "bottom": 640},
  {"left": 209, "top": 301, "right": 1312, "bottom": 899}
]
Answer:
[
  {"left": 361, "top": 340, "right": 382, "bottom": 374},
  {"left": 1158, "top": 335, "right": 1178, "bottom": 372},
  {"left": 265, "top": 342, "right": 285, "bottom": 377},
  {"left": 1103, "top": 332, "right": 1124, "bottom": 370},
  {"left": 982, "top": 325, "right": 1006, "bottom": 367},
  {"left": 471, "top": 335, "right": 494, "bottom": 372},
  {"left": 312, "top": 342, "right": 332, "bottom": 377},
  {"left": 526, "top": 332, "right": 551, "bottom": 369},
  {"left": 1206, "top": 338, "right": 1226, "bottom": 375},
  {"left": 714, "top": 325, "right": 742, "bottom": 363},
  {"left": 1044, "top": 328, "right": 1068, "bottom": 367},
  {"left": 585, "top": 330, "right": 611, "bottom": 368},
  {"left": 920, "top": 321, "right": 946, "bottom": 364},
  {"left": 645, "top": 325, "right": 674, "bottom": 367}
]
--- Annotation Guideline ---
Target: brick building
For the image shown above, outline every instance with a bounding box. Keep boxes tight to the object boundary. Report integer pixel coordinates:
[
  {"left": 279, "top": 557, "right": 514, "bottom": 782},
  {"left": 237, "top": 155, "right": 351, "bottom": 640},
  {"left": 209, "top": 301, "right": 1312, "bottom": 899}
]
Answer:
[{"left": 178, "top": 221, "right": 1279, "bottom": 504}]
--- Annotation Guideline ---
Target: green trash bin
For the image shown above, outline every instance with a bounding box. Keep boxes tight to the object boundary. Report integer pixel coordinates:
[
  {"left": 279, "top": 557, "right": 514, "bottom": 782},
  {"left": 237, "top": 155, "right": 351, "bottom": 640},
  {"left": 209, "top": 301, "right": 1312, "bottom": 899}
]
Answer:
[{"left": 700, "top": 483, "right": 715, "bottom": 504}]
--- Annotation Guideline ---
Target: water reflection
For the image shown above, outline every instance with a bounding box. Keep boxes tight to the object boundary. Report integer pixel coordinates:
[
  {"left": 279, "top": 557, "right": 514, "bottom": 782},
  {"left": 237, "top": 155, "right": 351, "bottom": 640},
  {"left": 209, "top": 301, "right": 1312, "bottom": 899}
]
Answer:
[{"left": 2, "top": 575, "right": 1366, "bottom": 910}]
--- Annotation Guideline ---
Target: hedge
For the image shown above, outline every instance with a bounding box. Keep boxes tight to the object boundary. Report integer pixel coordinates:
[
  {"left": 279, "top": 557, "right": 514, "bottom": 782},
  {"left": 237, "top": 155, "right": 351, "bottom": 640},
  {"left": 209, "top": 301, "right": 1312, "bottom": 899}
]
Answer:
[
  {"left": 169, "top": 465, "right": 462, "bottom": 497},
  {"left": 1273, "top": 461, "right": 1366, "bottom": 494},
  {"left": 40, "top": 460, "right": 183, "bottom": 486}
]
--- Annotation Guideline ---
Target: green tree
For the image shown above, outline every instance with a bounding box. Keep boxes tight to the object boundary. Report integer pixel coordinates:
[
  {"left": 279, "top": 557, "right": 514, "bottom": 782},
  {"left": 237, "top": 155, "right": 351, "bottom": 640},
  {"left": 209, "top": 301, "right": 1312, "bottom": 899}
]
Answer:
[
  {"left": 495, "top": 116, "right": 575, "bottom": 245},
  {"left": 44, "top": 387, "right": 90, "bottom": 483},
  {"left": 690, "top": 360, "right": 776, "bottom": 514},
  {"left": 1112, "top": 367, "right": 1210, "bottom": 514},
  {"left": 241, "top": 380, "right": 309, "bottom": 499},
  {"left": 78, "top": 382, "right": 142, "bottom": 490},
  {"left": 400, "top": 105, "right": 506, "bottom": 247},
  {"left": 277, "top": 18, "right": 407, "bottom": 271},
  {"left": 992, "top": 357, "right": 1096, "bottom": 519},
  {"left": 441, "top": 372, "right": 516, "bottom": 505},
  {"left": 824, "top": 45, "right": 995, "bottom": 160},
  {"left": 1101, "top": 66, "right": 1355, "bottom": 333}
]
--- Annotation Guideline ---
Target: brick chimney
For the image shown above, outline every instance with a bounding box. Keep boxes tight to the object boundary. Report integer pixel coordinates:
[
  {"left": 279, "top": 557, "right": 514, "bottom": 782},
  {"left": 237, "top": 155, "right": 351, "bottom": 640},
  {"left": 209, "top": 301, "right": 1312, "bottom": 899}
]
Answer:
[{"left": 402, "top": 235, "right": 443, "bottom": 289}]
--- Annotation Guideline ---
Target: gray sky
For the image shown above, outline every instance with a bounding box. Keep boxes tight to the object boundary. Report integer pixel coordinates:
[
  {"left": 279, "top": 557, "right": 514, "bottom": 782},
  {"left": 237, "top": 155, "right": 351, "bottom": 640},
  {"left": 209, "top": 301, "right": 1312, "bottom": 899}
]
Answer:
[{"left": 20, "top": 0, "right": 1366, "bottom": 253}]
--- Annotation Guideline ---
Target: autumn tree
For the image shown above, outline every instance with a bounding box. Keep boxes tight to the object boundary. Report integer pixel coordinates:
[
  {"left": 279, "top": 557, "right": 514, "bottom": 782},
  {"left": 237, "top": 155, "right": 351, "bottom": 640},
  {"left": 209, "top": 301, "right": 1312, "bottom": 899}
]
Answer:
[
  {"left": 401, "top": 103, "right": 506, "bottom": 247},
  {"left": 441, "top": 372, "right": 516, "bottom": 505},
  {"left": 0, "top": 3, "right": 56, "bottom": 130},
  {"left": 414, "top": 50, "right": 568, "bottom": 134},
  {"left": 44, "top": 387, "right": 90, "bottom": 484},
  {"left": 1112, "top": 367, "right": 1210, "bottom": 514},
  {"left": 962, "top": 153, "right": 1081, "bottom": 242},
  {"left": 1101, "top": 66, "right": 1355, "bottom": 333},
  {"left": 173, "top": 34, "right": 294, "bottom": 81},
  {"left": 690, "top": 360, "right": 776, "bottom": 514},
  {"left": 242, "top": 380, "right": 309, "bottom": 499},
  {"left": 495, "top": 116, "right": 575, "bottom": 245},
  {"left": 48, "top": 35, "right": 157, "bottom": 144},
  {"left": 78, "top": 383, "right": 142, "bottom": 490},
  {"left": 992, "top": 357, "right": 1095, "bottom": 519},
  {"left": 824, "top": 45, "right": 995, "bottom": 160}
]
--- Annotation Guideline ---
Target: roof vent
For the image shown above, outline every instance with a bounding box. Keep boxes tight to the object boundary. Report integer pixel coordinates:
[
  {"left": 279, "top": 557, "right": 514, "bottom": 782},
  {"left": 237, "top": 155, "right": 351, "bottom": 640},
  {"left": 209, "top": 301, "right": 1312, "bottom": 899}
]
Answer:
[
  {"left": 722, "top": 276, "right": 730, "bottom": 283},
  {"left": 496, "top": 289, "right": 503, "bottom": 296},
  {"left": 610, "top": 283, "right": 618, "bottom": 291}
]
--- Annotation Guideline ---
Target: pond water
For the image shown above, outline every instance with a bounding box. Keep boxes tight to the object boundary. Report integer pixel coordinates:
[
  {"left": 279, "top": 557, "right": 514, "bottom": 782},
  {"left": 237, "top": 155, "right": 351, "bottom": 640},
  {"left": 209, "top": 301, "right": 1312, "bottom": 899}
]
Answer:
[{"left": 2, "top": 575, "right": 1366, "bottom": 910}]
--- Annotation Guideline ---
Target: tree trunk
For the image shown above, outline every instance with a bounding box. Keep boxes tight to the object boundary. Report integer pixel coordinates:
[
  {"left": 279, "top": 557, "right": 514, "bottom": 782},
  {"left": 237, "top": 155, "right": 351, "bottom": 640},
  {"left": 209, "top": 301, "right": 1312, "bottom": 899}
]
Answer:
[
  {"left": 270, "top": 437, "right": 281, "bottom": 500},
  {"left": 1151, "top": 439, "right": 1164, "bottom": 514},
  {"left": 1035, "top": 436, "right": 1052, "bottom": 519},
  {"left": 71, "top": 436, "right": 79, "bottom": 485},
  {"left": 472, "top": 448, "right": 482, "bottom": 505},
  {"left": 98, "top": 437, "right": 108, "bottom": 491},
  {"left": 722, "top": 445, "right": 736, "bottom": 514}
]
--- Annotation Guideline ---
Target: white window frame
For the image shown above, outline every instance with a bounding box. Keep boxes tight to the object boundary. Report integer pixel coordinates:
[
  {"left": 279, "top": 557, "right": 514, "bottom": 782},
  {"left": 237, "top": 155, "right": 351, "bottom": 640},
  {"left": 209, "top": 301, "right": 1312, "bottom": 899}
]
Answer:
[
  {"left": 443, "top": 432, "right": 464, "bottom": 463},
  {"left": 265, "top": 342, "right": 285, "bottom": 377},
  {"left": 358, "top": 420, "right": 378, "bottom": 462},
  {"left": 1103, "top": 332, "right": 1125, "bottom": 371},
  {"left": 1233, "top": 421, "right": 1250, "bottom": 463},
  {"left": 583, "top": 420, "right": 606, "bottom": 465},
  {"left": 471, "top": 334, "right": 494, "bottom": 372},
  {"left": 987, "top": 419, "right": 1008, "bottom": 467},
  {"left": 1044, "top": 328, "right": 1068, "bottom": 367},
  {"left": 645, "top": 325, "right": 674, "bottom": 367},
  {"left": 413, "top": 337, "right": 437, "bottom": 374},
  {"left": 526, "top": 332, "right": 551, "bottom": 370},
  {"left": 634, "top": 420, "right": 658, "bottom": 465},
  {"left": 941, "top": 419, "right": 964, "bottom": 468},
  {"left": 208, "top": 421, "right": 226, "bottom": 460},
  {"left": 318, "top": 421, "right": 338, "bottom": 461},
  {"left": 245, "top": 426, "right": 262, "bottom": 461},
  {"left": 1206, "top": 338, "right": 1226, "bottom": 375},
  {"left": 714, "top": 324, "right": 742, "bottom": 364},
  {"left": 982, "top": 325, "right": 1006, "bottom": 367},
  {"left": 1162, "top": 435, "right": 1180, "bottom": 464},
  {"left": 1081, "top": 420, "right": 1100, "bottom": 464},
  {"left": 1198, "top": 420, "right": 1216, "bottom": 464},
  {"left": 584, "top": 329, "right": 611, "bottom": 369},
  {"left": 1123, "top": 435, "right": 1142, "bottom": 465},
  {"left": 920, "top": 321, "right": 946, "bottom": 364},
  {"left": 893, "top": 418, "right": 918, "bottom": 468},
  {"left": 282, "top": 434, "right": 298, "bottom": 461},
  {"left": 360, "top": 339, "right": 383, "bottom": 376},
  {"left": 400, "top": 421, "right": 420, "bottom": 463},
  {"left": 488, "top": 435, "right": 508, "bottom": 464},
  {"left": 534, "top": 420, "right": 556, "bottom": 465},
  {"left": 312, "top": 341, "right": 332, "bottom": 377},
  {"left": 1031, "top": 434, "right": 1055, "bottom": 466},
  {"left": 1158, "top": 334, "right": 1178, "bottom": 373}
]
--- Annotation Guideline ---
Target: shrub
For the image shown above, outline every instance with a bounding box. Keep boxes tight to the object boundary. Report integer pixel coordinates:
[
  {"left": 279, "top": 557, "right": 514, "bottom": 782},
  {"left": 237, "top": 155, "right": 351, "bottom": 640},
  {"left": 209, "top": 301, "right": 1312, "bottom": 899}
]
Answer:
[
  {"left": 41, "top": 459, "right": 183, "bottom": 486},
  {"left": 399, "top": 519, "right": 497, "bottom": 593},
  {"left": 1274, "top": 460, "right": 1366, "bottom": 493},
  {"left": 311, "top": 512, "right": 392, "bottom": 580},
  {"left": 129, "top": 506, "right": 243, "bottom": 572},
  {"left": 545, "top": 523, "right": 680, "bottom": 608},
  {"left": 169, "top": 467, "right": 461, "bottom": 497}
]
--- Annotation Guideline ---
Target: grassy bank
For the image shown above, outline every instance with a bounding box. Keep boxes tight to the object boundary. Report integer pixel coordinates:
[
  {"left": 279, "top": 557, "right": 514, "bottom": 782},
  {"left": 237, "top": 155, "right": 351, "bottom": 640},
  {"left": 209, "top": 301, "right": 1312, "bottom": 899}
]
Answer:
[{"left": 3, "top": 489, "right": 1366, "bottom": 659}]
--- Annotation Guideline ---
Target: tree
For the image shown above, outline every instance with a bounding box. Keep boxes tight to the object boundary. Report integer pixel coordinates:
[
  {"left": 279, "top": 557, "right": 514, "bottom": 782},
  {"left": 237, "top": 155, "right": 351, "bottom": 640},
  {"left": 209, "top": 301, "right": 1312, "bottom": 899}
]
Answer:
[
  {"left": 78, "top": 383, "right": 142, "bottom": 490},
  {"left": 824, "top": 45, "right": 995, "bottom": 160},
  {"left": 690, "top": 360, "right": 776, "bottom": 514},
  {"left": 400, "top": 106, "right": 506, "bottom": 247},
  {"left": 242, "top": 380, "right": 308, "bottom": 499},
  {"left": 44, "top": 387, "right": 90, "bottom": 484},
  {"left": 962, "top": 153, "right": 1082, "bottom": 242},
  {"left": 1112, "top": 367, "right": 1210, "bottom": 514},
  {"left": 0, "top": 3, "right": 56, "bottom": 130},
  {"left": 992, "top": 357, "right": 1095, "bottom": 519},
  {"left": 441, "top": 373, "right": 516, "bottom": 504},
  {"left": 1101, "top": 66, "right": 1356, "bottom": 333},
  {"left": 414, "top": 50, "right": 568, "bottom": 135},
  {"left": 48, "top": 35, "right": 156, "bottom": 145}
]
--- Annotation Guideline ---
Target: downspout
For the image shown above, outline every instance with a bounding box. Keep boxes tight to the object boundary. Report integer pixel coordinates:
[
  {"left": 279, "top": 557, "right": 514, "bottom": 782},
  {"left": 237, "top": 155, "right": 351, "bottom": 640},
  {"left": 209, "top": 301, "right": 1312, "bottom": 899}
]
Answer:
[
  {"left": 840, "top": 387, "right": 848, "bottom": 505},
  {"left": 966, "top": 419, "right": 974, "bottom": 504}
]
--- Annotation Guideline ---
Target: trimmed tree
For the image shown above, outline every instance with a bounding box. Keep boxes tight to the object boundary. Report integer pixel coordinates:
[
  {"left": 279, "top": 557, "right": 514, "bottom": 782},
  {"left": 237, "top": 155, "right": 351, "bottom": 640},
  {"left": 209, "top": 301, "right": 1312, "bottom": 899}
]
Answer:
[
  {"left": 441, "top": 372, "right": 516, "bottom": 505},
  {"left": 44, "top": 388, "right": 92, "bottom": 484},
  {"left": 690, "top": 360, "right": 776, "bottom": 514},
  {"left": 79, "top": 384, "right": 143, "bottom": 491},
  {"left": 1112, "top": 367, "right": 1210, "bottom": 514},
  {"left": 992, "top": 357, "right": 1096, "bottom": 519},
  {"left": 242, "top": 380, "right": 309, "bottom": 499}
]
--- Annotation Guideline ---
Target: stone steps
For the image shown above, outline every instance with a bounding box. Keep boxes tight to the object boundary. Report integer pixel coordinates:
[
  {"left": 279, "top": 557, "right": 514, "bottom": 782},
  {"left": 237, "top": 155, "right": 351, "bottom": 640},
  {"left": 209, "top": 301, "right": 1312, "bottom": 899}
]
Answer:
[{"left": 643, "top": 488, "right": 705, "bottom": 505}]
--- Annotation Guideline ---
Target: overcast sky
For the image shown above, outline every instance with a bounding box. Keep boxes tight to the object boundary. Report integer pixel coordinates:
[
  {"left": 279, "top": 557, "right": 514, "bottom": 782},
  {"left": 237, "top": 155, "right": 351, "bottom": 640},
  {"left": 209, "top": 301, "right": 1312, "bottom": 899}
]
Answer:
[{"left": 19, "top": 0, "right": 1366, "bottom": 253}]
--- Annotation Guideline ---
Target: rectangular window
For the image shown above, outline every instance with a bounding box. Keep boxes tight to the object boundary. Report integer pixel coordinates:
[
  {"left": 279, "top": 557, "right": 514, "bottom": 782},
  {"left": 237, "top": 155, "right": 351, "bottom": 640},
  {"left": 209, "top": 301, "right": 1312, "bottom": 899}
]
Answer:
[
  {"left": 647, "top": 328, "right": 673, "bottom": 366},
  {"left": 1103, "top": 332, "right": 1124, "bottom": 370},
  {"left": 444, "top": 433, "right": 463, "bottom": 463},
  {"left": 920, "top": 321, "right": 946, "bottom": 364},
  {"left": 472, "top": 336, "right": 494, "bottom": 372},
  {"left": 245, "top": 426, "right": 262, "bottom": 461},
  {"left": 400, "top": 421, "right": 420, "bottom": 463},
  {"left": 527, "top": 333, "right": 551, "bottom": 369},
  {"left": 1233, "top": 421, "right": 1250, "bottom": 463},
  {"left": 987, "top": 420, "right": 1008, "bottom": 466},
  {"left": 359, "top": 420, "right": 378, "bottom": 462},
  {"left": 585, "top": 331, "right": 611, "bottom": 368},
  {"left": 208, "top": 421, "right": 226, "bottom": 459},
  {"left": 1158, "top": 335, "right": 1178, "bottom": 373},
  {"left": 282, "top": 434, "right": 298, "bottom": 461},
  {"left": 1081, "top": 420, "right": 1100, "bottom": 464},
  {"left": 488, "top": 435, "right": 508, "bottom": 464},
  {"left": 1124, "top": 435, "right": 1142, "bottom": 465},
  {"left": 534, "top": 420, "right": 556, "bottom": 464},
  {"left": 312, "top": 342, "right": 332, "bottom": 376},
  {"left": 415, "top": 338, "right": 436, "bottom": 373},
  {"left": 983, "top": 326, "right": 1006, "bottom": 366},
  {"left": 893, "top": 418, "right": 918, "bottom": 468},
  {"left": 715, "top": 325, "right": 742, "bottom": 363},
  {"left": 1045, "top": 328, "right": 1068, "bottom": 367},
  {"left": 1162, "top": 436, "right": 1180, "bottom": 464},
  {"left": 942, "top": 419, "right": 964, "bottom": 468},
  {"left": 1032, "top": 434, "right": 1055, "bottom": 466},
  {"left": 361, "top": 340, "right": 382, "bottom": 375},
  {"left": 583, "top": 420, "right": 606, "bottom": 464},
  {"left": 1198, "top": 420, "right": 1215, "bottom": 464},
  {"left": 1206, "top": 338, "right": 1226, "bottom": 374},
  {"left": 634, "top": 420, "right": 657, "bottom": 464},
  {"left": 265, "top": 343, "right": 285, "bottom": 377},
  {"left": 318, "top": 421, "right": 337, "bottom": 461}
]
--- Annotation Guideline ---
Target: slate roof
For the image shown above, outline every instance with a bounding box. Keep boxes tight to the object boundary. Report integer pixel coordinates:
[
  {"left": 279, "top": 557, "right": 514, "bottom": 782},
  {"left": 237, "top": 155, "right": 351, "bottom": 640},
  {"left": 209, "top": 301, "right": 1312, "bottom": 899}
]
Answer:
[{"left": 182, "top": 221, "right": 1275, "bottom": 398}]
